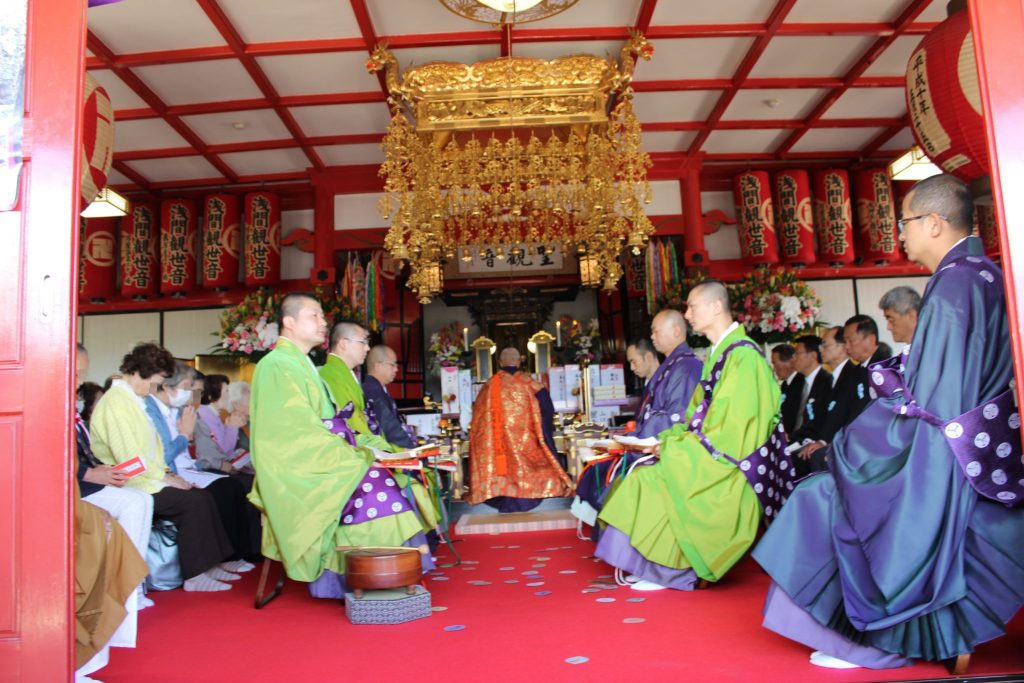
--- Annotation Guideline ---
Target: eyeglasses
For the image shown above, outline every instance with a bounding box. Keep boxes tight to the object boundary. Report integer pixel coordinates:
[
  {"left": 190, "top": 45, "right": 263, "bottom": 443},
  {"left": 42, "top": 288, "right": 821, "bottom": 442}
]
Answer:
[
  {"left": 897, "top": 213, "right": 948, "bottom": 233},
  {"left": 344, "top": 338, "right": 370, "bottom": 346}
]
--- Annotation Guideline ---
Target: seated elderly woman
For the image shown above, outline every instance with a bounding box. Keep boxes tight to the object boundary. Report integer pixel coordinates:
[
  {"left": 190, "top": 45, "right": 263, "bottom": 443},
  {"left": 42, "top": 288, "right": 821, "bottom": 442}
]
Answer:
[
  {"left": 195, "top": 375, "right": 251, "bottom": 476},
  {"left": 228, "top": 380, "right": 251, "bottom": 452},
  {"left": 145, "top": 364, "right": 262, "bottom": 566},
  {"left": 90, "top": 342, "right": 239, "bottom": 592}
]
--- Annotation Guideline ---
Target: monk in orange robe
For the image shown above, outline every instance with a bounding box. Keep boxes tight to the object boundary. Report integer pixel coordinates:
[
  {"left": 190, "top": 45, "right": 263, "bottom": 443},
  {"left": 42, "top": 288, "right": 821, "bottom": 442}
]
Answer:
[{"left": 468, "top": 347, "right": 573, "bottom": 512}]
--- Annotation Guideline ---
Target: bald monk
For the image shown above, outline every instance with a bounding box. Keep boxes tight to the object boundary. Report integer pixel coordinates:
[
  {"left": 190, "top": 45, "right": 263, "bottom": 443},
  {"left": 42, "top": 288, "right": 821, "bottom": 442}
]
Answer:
[
  {"left": 468, "top": 347, "right": 573, "bottom": 512},
  {"left": 597, "top": 281, "right": 782, "bottom": 590},
  {"left": 572, "top": 310, "right": 702, "bottom": 529}
]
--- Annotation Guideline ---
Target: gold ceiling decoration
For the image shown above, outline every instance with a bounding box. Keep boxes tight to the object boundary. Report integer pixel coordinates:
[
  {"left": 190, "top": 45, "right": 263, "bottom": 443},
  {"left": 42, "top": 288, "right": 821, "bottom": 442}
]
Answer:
[
  {"left": 368, "top": 32, "right": 655, "bottom": 303},
  {"left": 439, "top": 0, "right": 579, "bottom": 26}
]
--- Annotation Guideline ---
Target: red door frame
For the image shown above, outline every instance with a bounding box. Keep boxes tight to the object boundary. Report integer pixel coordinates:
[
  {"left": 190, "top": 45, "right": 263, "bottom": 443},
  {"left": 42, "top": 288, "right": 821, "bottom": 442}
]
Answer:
[
  {"left": 0, "top": 0, "right": 85, "bottom": 679},
  {"left": 971, "top": 0, "right": 1024, "bottom": 410},
  {"left": 2, "top": 0, "right": 1024, "bottom": 680}
]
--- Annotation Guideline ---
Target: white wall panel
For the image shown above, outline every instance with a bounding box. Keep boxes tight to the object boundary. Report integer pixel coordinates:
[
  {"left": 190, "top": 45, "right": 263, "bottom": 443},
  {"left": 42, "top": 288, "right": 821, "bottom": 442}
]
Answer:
[
  {"left": 855, "top": 276, "right": 930, "bottom": 351},
  {"left": 701, "top": 191, "right": 742, "bottom": 260},
  {"left": 807, "top": 279, "right": 855, "bottom": 330},
  {"left": 334, "top": 192, "right": 386, "bottom": 230},
  {"left": 163, "top": 308, "right": 228, "bottom": 360},
  {"left": 81, "top": 312, "right": 160, "bottom": 384}
]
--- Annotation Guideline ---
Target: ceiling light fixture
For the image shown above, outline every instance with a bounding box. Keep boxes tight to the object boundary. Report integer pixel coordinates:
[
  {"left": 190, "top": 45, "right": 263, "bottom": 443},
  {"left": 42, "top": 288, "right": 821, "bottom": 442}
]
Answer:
[
  {"left": 80, "top": 187, "right": 129, "bottom": 218},
  {"left": 439, "top": 0, "right": 578, "bottom": 25},
  {"left": 889, "top": 145, "right": 943, "bottom": 181}
]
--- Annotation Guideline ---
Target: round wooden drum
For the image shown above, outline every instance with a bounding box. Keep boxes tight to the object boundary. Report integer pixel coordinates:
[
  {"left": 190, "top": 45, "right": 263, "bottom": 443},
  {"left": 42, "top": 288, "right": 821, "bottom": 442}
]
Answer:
[{"left": 345, "top": 548, "right": 422, "bottom": 597}]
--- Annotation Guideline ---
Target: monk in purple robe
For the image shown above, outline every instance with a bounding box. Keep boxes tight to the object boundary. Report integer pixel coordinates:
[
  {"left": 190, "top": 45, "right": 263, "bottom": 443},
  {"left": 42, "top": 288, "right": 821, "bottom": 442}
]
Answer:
[{"left": 753, "top": 174, "right": 1024, "bottom": 670}]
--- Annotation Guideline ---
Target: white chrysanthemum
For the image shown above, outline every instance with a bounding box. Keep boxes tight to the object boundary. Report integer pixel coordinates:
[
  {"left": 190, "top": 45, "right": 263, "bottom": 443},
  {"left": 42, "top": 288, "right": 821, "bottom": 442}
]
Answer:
[
  {"left": 780, "top": 295, "right": 802, "bottom": 322},
  {"left": 258, "top": 321, "right": 279, "bottom": 348}
]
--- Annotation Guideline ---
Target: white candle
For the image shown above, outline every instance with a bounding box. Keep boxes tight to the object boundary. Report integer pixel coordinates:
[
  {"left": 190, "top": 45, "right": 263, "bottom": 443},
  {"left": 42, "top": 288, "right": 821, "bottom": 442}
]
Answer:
[
  {"left": 463, "top": 327, "right": 469, "bottom": 352},
  {"left": 556, "top": 320, "right": 561, "bottom": 347}
]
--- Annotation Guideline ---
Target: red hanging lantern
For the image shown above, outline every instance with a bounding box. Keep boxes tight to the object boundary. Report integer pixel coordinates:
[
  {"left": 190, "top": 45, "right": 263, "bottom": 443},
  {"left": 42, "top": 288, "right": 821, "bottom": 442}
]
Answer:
[
  {"left": 772, "top": 170, "right": 816, "bottom": 265},
  {"left": 853, "top": 169, "right": 899, "bottom": 264},
  {"left": 976, "top": 203, "right": 1000, "bottom": 259},
  {"left": 905, "top": 9, "right": 988, "bottom": 181},
  {"left": 813, "top": 169, "right": 856, "bottom": 265},
  {"left": 159, "top": 199, "right": 197, "bottom": 296},
  {"left": 243, "top": 191, "right": 281, "bottom": 286},
  {"left": 120, "top": 202, "right": 159, "bottom": 299},
  {"left": 79, "top": 217, "right": 117, "bottom": 302},
  {"left": 202, "top": 194, "right": 241, "bottom": 289},
  {"left": 733, "top": 171, "right": 779, "bottom": 264},
  {"left": 81, "top": 72, "right": 114, "bottom": 207}
]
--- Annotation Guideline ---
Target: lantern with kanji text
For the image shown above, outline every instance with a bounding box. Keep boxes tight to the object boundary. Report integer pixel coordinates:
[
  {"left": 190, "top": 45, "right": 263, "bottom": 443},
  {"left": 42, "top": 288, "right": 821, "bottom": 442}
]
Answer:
[
  {"left": 733, "top": 171, "right": 779, "bottom": 265},
  {"left": 244, "top": 191, "right": 281, "bottom": 286},
  {"left": 120, "top": 202, "right": 159, "bottom": 298},
  {"left": 81, "top": 72, "right": 114, "bottom": 208},
  {"left": 202, "top": 193, "right": 241, "bottom": 289},
  {"left": 772, "top": 169, "right": 816, "bottom": 264},
  {"left": 813, "top": 169, "right": 856, "bottom": 265},
  {"left": 976, "top": 203, "right": 1000, "bottom": 259},
  {"left": 853, "top": 169, "right": 899, "bottom": 263},
  {"left": 79, "top": 217, "right": 117, "bottom": 302},
  {"left": 905, "top": 8, "right": 988, "bottom": 181},
  {"left": 159, "top": 199, "right": 197, "bottom": 295}
]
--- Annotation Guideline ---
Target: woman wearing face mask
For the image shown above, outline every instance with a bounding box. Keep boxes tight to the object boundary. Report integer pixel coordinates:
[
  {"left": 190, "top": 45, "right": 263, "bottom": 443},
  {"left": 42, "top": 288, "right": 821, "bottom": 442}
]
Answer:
[
  {"left": 147, "top": 367, "right": 263, "bottom": 567},
  {"left": 90, "top": 343, "right": 238, "bottom": 592}
]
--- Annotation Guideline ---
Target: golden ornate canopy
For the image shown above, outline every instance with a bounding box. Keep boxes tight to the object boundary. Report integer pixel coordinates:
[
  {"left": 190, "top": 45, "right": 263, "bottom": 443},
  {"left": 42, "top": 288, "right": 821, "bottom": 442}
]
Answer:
[{"left": 368, "top": 32, "right": 655, "bottom": 303}]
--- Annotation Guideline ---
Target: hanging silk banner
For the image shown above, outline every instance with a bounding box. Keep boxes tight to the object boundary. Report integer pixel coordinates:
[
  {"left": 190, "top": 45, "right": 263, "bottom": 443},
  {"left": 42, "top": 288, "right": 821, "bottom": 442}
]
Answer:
[
  {"left": 79, "top": 217, "right": 117, "bottom": 301},
  {"left": 813, "top": 169, "right": 855, "bottom": 265},
  {"left": 853, "top": 169, "right": 899, "bottom": 263},
  {"left": 772, "top": 170, "right": 816, "bottom": 264},
  {"left": 160, "top": 198, "right": 197, "bottom": 295},
  {"left": 243, "top": 191, "right": 281, "bottom": 286},
  {"left": 976, "top": 203, "right": 1000, "bottom": 259},
  {"left": 734, "top": 171, "right": 779, "bottom": 264},
  {"left": 202, "top": 193, "right": 240, "bottom": 289},
  {"left": 120, "top": 202, "right": 158, "bottom": 298}
]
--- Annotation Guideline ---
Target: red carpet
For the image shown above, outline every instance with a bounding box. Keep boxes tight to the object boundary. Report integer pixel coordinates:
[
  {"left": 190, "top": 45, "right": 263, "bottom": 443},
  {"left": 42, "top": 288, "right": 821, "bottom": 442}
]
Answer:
[{"left": 100, "top": 530, "right": 1024, "bottom": 683}]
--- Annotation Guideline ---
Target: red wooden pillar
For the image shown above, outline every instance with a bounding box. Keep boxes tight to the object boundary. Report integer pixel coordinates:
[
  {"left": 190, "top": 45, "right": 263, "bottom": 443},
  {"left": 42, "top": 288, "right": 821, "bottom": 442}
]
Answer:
[
  {"left": 0, "top": 0, "right": 84, "bottom": 678},
  {"left": 310, "top": 171, "right": 336, "bottom": 284},
  {"left": 970, "top": 0, "right": 1024, "bottom": 439},
  {"left": 679, "top": 162, "right": 709, "bottom": 268}
]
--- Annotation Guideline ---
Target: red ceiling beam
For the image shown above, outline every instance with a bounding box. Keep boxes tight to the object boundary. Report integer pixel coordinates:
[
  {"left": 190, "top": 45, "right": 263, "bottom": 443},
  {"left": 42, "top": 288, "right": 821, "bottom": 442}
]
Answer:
[
  {"left": 500, "top": 23, "right": 512, "bottom": 58},
  {"left": 776, "top": 0, "right": 932, "bottom": 157},
  {"left": 686, "top": 0, "right": 799, "bottom": 155},
  {"left": 196, "top": 0, "right": 325, "bottom": 172},
  {"left": 113, "top": 132, "right": 385, "bottom": 162},
  {"left": 111, "top": 160, "right": 151, "bottom": 190},
  {"left": 350, "top": 0, "right": 390, "bottom": 97},
  {"left": 110, "top": 91, "right": 388, "bottom": 123},
  {"left": 643, "top": 117, "right": 903, "bottom": 132},
  {"left": 86, "top": 32, "right": 237, "bottom": 184},
  {"left": 635, "top": 0, "right": 658, "bottom": 34}
]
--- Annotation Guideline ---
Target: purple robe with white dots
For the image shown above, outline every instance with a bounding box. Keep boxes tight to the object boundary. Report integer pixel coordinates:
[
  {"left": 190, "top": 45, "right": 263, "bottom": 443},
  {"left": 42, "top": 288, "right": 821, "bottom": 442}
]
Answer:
[{"left": 754, "top": 236, "right": 1024, "bottom": 665}]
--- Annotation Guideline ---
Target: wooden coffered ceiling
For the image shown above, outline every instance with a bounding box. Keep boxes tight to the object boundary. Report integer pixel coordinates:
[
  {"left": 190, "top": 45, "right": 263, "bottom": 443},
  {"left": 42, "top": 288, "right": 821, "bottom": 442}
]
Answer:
[{"left": 86, "top": 0, "right": 949, "bottom": 193}]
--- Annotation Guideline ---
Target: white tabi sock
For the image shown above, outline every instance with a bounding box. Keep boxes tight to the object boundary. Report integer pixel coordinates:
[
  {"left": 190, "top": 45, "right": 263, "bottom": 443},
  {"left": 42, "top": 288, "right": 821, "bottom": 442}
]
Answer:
[
  {"left": 809, "top": 650, "right": 861, "bottom": 669},
  {"left": 221, "top": 560, "right": 256, "bottom": 573},
  {"left": 183, "top": 573, "right": 232, "bottom": 592},
  {"left": 206, "top": 567, "right": 241, "bottom": 581},
  {"left": 629, "top": 579, "right": 667, "bottom": 592}
]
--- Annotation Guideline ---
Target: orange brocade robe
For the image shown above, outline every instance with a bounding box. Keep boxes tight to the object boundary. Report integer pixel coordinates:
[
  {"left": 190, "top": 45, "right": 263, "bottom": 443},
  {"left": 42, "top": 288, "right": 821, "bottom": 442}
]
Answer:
[{"left": 467, "top": 370, "right": 573, "bottom": 504}]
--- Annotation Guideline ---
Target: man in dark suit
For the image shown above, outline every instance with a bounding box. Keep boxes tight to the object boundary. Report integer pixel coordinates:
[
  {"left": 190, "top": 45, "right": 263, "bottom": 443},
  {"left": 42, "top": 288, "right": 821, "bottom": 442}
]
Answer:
[
  {"left": 844, "top": 314, "right": 888, "bottom": 367},
  {"left": 788, "top": 335, "right": 832, "bottom": 476},
  {"left": 797, "top": 325, "right": 868, "bottom": 468},
  {"left": 361, "top": 344, "right": 416, "bottom": 448},
  {"left": 771, "top": 343, "right": 804, "bottom": 436}
]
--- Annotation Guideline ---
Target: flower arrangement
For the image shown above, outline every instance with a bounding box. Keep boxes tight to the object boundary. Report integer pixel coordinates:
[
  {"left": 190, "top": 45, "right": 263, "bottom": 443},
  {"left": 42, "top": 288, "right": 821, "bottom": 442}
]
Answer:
[
  {"left": 556, "top": 315, "right": 603, "bottom": 364},
  {"left": 215, "top": 286, "right": 362, "bottom": 364},
  {"left": 427, "top": 321, "right": 468, "bottom": 376},
  {"left": 654, "top": 268, "right": 820, "bottom": 346},
  {"left": 732, "top": 267, "right": 820, "bottom": 344}
]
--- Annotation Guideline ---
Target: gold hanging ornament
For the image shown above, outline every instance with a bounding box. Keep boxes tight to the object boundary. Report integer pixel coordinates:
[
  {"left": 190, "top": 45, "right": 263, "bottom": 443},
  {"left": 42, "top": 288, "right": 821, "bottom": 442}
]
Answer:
[{"left": 368, "top": 31, "right": 655, "bottom": 303}]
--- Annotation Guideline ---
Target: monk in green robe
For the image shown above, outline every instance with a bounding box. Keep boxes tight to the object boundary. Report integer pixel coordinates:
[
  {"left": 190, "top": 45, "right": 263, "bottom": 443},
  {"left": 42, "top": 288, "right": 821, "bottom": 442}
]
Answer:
[
  {"left": 319, "top": 320, "right": 440, "bottom": 533},
  {"left": 248, "top": 294, "right": 431, "bottom": 587},
  {"left": 320, "top": 320, "right": 374, "bottom": 437},
  {"left": 596, "top": 281, "right": 780, "bottom": 591}
]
